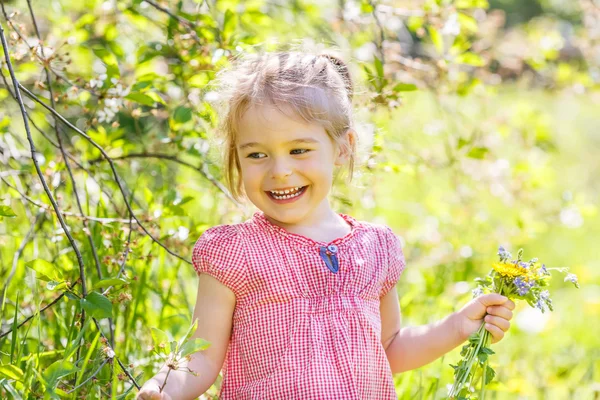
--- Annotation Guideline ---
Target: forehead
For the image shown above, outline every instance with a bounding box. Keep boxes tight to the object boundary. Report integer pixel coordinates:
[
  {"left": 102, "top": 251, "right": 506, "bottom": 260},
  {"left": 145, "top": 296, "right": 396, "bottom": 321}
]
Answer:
[{"left": 236, "top": 104, "right": 330, "bottom": 147}]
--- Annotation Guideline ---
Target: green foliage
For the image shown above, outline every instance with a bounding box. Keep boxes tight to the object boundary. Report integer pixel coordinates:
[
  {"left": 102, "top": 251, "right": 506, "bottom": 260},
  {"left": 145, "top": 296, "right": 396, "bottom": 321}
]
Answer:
[{"left": 0, "top": 0, "right": 598, "bottom": 398}]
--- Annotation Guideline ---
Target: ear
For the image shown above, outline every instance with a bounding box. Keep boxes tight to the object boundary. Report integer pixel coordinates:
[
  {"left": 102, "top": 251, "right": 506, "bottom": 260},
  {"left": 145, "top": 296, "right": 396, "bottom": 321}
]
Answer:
[{"left": 334, "top": 129, "right": 356, "bottom": 166}]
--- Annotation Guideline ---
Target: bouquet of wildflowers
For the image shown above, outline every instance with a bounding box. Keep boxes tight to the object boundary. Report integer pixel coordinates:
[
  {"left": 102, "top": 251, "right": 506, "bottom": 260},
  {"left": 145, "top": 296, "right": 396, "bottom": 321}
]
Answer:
[{"left": 447, "top": 246, "right": 579, "bottom": 399}]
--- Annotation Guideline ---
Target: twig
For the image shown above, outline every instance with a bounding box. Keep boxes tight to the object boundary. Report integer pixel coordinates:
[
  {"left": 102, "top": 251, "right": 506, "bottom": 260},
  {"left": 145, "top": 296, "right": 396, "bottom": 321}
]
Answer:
[
  {"left": 0, "top": 177, "right": 144, "bottom": 224},
  {"left": 141, "top": 0, "right": 202, "bottom": 45},
  {"left": 91, "top": 317, "right": 140, "bottom": 390},
  {"left": 65, "top": 358, "right": 110, "bottom": 394},
  {"left": 368, "top": 0, "right": 386, "bottom": 64},
  {"left": 376, "top": 4, "right": 425, "bottom": 18},
  {"left": 0, "top": 281, "right": 79, "bottom": 339},
  {"left": 387, "top": 52, "right": 435, "bottom": 72},
  {"left": 89, "top": 152, "right": 242, "bottom": 208},
  {"left": 17, "top": 83, "right": 190, "bottom": 264},
  {"left": 0, "top": 12, "right": 89, "bottom": 297},
  {"left": 0, "top": 212, "right": 44, "bottom": 311}
]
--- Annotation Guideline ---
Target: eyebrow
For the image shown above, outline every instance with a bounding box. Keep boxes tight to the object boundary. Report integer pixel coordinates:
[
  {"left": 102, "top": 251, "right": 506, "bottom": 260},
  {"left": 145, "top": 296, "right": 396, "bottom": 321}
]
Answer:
[{"left": 238, "top": 137, "right": 319, "bottom": 151}]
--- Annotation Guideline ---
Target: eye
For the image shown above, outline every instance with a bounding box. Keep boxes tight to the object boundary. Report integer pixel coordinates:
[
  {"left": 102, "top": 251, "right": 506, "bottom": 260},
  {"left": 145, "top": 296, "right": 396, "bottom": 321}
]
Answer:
[
  {"left": 291, "top": 149, "right": 311, "bottom": 155},
  {"left": 246, "top": 152, "right": 267, "bottom": 159}
]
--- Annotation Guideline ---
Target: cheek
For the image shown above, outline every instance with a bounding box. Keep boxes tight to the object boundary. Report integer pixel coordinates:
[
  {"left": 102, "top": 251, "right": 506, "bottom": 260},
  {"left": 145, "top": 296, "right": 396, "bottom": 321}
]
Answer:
[{"left": 239, "top": 163, "right": 263, "bottom": 187}]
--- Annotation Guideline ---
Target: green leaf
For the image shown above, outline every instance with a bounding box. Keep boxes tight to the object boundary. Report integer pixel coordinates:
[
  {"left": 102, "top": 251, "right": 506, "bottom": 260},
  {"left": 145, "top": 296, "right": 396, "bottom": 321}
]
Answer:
[
  {"left": 428, "top": 27, "right": 443, "bottom": 54},
  {"left": 145, "top": 91, "right": 166, "bottom": 105},
  {"left": 484, "top": 365, "right": 496, "bottom": 385},
  {"left": 222, "top": 9, "right": 237, "bottom": 41},
  {"left": 360, "top": 1, "right": 374, "bottom": 13},
  {"left": 392, "top": 83, "right": 417, "bottom": 92},
  {"left": 0, "top": 205, "right": 16, "bottom": 217},
  {"left": 125, "top": 93, "right": 156, "bottom": 107},
  {"left": 92, "top": 47, "right": 118, "bottom": 67},
  {"left": 374, "top": 57, "right": 384, "bottom": 79},
  {"left": 43, "top": 360, "right": 79, "bottom": 389},
  {"left": 480, "top": 347, "right": 495, "bottom": 355},
  {"left": 179, "top": 319, "right": 199, "bottom": 348},
  {"left": 468, "top": 333, "right": 480, "bottom": 344},
  {"left": 173, "top": 106, "right": 192, "bottom": 124},
  {"left": 467, "top": 147, "right": 489, "bottom": 159},
  {"left": 46, "top": 281, "right": 68, "bottom": 291},
  {"left": 80, "top": 292, "right": 113, "bottom": 320},
  {"left": 25, "top": 259, "right": 63, "bottom": 282},
  {"left": 179, "top": 338, "right": 211, "bottom": 358},
  {"left": 478, "top": 352, "right": 488, "bottom": 363},
  {"left": 151, "top": 327, "right": 171, "bottom": 355},
  {"left": 0, "top": 365, "right": 24, "bottom": 381},
  {"left": 456, "top": 52, "right": 485, "bottom": 67},
  {"left": 92, "top": 278, "right": 129, "bottom": 290}
]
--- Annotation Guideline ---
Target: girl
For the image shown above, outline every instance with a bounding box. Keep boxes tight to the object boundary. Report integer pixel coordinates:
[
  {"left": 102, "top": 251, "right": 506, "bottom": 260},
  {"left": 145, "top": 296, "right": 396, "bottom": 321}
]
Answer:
[{"left": 137, "top": 50, "right": 515, "bottom": 400}]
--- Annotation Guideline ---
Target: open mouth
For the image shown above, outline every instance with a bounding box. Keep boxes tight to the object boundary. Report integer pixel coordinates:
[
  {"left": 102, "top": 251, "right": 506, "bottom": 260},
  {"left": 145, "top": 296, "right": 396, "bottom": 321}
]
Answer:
[{"left": 266, "top": 185, "right": 308, "bottom": 201}]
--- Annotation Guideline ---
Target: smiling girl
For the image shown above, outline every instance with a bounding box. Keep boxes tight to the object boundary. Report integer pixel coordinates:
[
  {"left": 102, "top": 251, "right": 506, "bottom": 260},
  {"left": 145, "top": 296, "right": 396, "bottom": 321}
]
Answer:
[{"left": 137, "top": 50, "right": 515, "bottom": 400}]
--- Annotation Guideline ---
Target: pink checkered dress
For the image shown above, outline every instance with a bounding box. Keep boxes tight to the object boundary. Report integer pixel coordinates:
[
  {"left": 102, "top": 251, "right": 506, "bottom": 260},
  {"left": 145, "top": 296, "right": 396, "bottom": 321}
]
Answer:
[{"left": 192, "top": 211, "right": 406, "bottom": 399}]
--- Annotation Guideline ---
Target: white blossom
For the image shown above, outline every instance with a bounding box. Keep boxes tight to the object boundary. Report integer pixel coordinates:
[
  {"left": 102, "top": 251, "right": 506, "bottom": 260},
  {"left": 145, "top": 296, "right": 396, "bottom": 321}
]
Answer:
[{"left": 90, "top": 74, "right": 107, "bottom": 89}]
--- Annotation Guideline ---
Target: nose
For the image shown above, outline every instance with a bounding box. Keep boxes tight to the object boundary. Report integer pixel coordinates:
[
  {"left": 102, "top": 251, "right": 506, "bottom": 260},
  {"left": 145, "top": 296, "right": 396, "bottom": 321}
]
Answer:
[{"left": 270, "top": 156, "right": 293, "bottom": 180}]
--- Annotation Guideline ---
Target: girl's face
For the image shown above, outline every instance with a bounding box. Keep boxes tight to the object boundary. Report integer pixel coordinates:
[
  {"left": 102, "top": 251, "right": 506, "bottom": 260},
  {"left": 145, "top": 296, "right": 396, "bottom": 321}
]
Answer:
[{"left": 236, "top": 104, "right": 349, "bottom": 226}]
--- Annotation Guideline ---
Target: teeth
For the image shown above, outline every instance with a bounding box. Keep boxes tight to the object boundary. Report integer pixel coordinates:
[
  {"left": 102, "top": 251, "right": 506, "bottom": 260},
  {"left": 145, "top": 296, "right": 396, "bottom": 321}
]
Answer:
[
  {"left": 270, "top": 186, "right": 305, "bottom": 200},
  {"left": 270, "top": 186, "right": 301, "bottom": 195}
]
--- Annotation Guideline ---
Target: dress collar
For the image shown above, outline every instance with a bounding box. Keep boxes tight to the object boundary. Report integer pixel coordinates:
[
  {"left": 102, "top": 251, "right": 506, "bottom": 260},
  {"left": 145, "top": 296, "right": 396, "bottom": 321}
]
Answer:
[{"left": 251, "top": 210, "right": 362, "bottom": 249}]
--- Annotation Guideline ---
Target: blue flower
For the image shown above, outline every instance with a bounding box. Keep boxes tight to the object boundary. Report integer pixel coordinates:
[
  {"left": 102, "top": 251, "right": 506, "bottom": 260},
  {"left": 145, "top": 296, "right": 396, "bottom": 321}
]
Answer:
[
  {"left": 539, "top": 290, "right": 550, "bottom": 301},
  {"left": 514, "top": 276, "right": 533, "bottom": 296},
  {"left": 535, "top": 299, "right": 546, "bottom": 312},
  {"left": 564, "top": 273, "right": 580, "bottom": 288}
]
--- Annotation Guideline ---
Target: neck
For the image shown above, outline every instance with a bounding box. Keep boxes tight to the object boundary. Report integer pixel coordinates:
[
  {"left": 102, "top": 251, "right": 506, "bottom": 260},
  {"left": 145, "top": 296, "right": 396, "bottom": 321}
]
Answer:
[{"left": 262, "top": 199, "right": 342, "bottom": 232}]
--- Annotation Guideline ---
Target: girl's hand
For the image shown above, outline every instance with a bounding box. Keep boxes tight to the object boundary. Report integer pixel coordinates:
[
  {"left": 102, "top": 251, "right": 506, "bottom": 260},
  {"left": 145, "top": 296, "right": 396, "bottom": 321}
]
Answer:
[
  {"left": 454, "top": 293, "right": 516, "bottom": 344},
  {"left": 136, "top": 380, "right": 173, "bottom": 400}
]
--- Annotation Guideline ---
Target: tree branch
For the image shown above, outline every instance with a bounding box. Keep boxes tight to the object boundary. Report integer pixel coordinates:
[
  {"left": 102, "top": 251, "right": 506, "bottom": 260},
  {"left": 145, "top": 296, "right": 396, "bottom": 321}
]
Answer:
[
  {"left": 0, "top": 177, "right": 145, "bottom": 224},
  {"left": 89, "top": 152, "right": 242, "bottom": 208},
  {"left": 17, "top": 83, "right": 191, "bottom": 264},
  {"left": 1, "top": 12, "right": 89, "bottom": 297}
]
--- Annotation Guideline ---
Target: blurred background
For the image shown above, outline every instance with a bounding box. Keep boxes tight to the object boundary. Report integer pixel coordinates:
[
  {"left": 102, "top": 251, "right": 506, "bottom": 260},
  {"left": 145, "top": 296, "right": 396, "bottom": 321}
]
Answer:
[{"left": 0, "top": 0, "right": 598, "bottom": 398}]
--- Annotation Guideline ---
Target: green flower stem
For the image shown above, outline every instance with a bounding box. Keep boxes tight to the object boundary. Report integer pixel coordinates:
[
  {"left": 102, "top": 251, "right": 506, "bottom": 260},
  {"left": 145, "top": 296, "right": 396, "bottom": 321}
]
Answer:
[
  {"left": 450, "top": 278, "right": 507, "bottom": 398},
  {"left": 479, "top": 278, "right": 505, "bottom": 399}
]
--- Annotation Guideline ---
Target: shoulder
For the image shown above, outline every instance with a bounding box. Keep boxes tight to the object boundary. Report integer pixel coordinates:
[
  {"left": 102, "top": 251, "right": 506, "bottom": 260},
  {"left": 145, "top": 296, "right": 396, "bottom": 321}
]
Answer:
[
  {"left": 192, "top": 223, "right": 250, "bottom": 296},
  {"left": 194, "top": 224, "right": 241, "bottom": 246},
  {"left": 351, "top": 217, "right": 399, "bottom": 244}
]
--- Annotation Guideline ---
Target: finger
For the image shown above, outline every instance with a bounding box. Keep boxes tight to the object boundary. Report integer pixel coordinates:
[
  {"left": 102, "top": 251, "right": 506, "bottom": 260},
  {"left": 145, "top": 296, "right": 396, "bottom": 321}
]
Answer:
[
  {"left": 150, "top": 393, "right": 162, "bottom": 400},
  {"left": 486, "top": 306, "right": 513, "bottom": 321},
  {"left": 484, "top": 315, "right": 511, "bottom": 332},
  {"left": 477, "top": 294, "right": 509, "bottom": 307},
  {"left": 484, "top": 322, "right": 505, "bottom": 343},
  {"left": 506, "top": 299, "right": 516, "bottom": 310}
]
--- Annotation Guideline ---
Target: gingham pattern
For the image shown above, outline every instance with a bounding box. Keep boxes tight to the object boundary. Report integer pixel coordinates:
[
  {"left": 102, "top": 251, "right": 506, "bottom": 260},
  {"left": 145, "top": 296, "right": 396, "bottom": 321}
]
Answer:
[{"left": 192, "top": 211, "right": 406, "bottom": 399}]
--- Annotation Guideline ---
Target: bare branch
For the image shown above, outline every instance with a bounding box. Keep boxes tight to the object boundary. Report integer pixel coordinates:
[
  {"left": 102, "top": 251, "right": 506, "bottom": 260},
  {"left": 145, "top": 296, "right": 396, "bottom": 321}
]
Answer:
[
  {"left": 140, "top": 0, "right": 203, "bottom": 45},
  {"left": 90, "top": 152, "right": 242, "bottom": 208},
  {"left": 376, "top": 4, "right": 425, "bottom": 18},
  {"left": 17, "top": 83, "right": 191, "bottom": 264},
  {"left": 0, "top": 212, "right": 45, "bottom": 311},
  {"left": 368, "top": 0, "right": 386, "bottom": 64},
  {"left": 0, "top": 15, "right": 89, "bottom": 296},
  {"left": 0, "top": 177, "right": 145, "bottom": 224},
  {"left": 0, "top": 281, "right": 79, "bottom": 339}
]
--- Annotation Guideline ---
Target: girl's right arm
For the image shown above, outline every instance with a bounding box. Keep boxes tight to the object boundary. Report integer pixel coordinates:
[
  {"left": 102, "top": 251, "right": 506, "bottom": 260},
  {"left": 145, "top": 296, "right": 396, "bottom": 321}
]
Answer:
[{"left": 137, "top": 273, "right": 236, "bottom": 400}]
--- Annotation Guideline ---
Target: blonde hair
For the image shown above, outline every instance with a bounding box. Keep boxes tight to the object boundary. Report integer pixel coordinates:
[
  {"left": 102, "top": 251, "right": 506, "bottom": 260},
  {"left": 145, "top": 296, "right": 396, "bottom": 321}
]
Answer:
[{"left": 212, "top": 48, "right": 358, "bottom": 201}]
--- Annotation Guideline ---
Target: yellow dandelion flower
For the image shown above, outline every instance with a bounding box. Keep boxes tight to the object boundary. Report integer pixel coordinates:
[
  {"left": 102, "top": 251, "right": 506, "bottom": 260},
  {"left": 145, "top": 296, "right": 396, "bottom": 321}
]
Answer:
[{"left": 492, "top": 262, "right": 530, "bottom": 278}]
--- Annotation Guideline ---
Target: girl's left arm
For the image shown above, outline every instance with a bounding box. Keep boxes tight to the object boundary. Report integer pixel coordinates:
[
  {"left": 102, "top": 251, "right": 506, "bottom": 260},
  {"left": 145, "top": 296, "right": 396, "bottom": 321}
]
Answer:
[
  {"left": 380, "top": 288, "right": 515, "bottom": 374},
  {"left": 380, "top": 288, "right": 463, "bottom": 374}
]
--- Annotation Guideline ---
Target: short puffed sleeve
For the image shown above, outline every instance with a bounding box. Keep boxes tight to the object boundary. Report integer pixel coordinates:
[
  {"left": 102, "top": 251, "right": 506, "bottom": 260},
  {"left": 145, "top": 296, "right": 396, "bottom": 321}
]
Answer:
[
  {"left": 379, "top": 226, "right": 406, "bottom": 298},
  {"left": 192, "top": 225, "right": 248, "bottom": 297}
]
